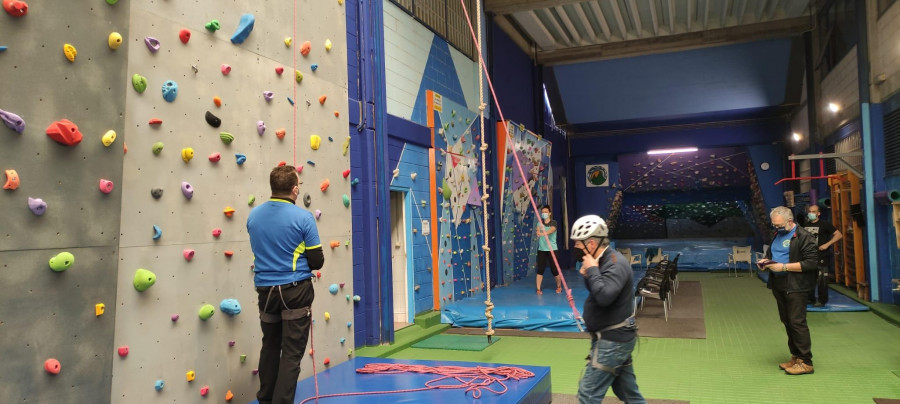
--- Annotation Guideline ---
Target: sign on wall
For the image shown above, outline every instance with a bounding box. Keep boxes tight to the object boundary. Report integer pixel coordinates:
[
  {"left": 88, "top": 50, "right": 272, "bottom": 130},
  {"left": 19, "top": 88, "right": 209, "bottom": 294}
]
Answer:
[{"left": 586, "top": 164, "right": 610, "bottom": 187}]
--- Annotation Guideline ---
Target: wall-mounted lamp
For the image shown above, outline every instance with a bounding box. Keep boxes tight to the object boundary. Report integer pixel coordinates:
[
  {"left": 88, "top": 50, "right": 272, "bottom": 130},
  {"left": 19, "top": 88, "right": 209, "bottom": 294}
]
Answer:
[
  {"left": 828, "top": 102, "right": 840, "bottom": 113},
  {"left": 647, "top": 147, "right": 698, "bottom": 155},
  {"left": 792, "top": 132, "right": 802, "bottom": 142}
]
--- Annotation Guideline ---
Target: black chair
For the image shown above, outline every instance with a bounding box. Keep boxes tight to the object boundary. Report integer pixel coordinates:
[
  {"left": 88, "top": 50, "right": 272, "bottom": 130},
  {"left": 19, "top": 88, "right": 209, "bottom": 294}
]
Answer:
[
  {"left": 635, "top": 259, "right": 672, "bottom": 321},
  {"left": 668, "top": 253, "right": 681, "bottom": 293}
]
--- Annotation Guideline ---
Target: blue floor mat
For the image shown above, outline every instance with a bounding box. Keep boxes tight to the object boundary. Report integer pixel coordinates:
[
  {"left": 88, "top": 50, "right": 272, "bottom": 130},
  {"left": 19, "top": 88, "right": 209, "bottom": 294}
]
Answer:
[
  {"left": 441, "top": 270, "right": 646, "bottom": 332},
  {"left": 756, "top": 271, "right": 868, "bottom": 312}
]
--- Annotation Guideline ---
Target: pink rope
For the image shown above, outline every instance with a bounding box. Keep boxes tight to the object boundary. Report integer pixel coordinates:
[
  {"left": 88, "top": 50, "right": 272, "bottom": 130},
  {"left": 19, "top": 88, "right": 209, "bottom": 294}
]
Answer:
[
  {"left": 458, "top": 0, "right": 584, "bottom": 330},
  {"left": 296, "top": 363, "right": 535, "bottom": 403}
]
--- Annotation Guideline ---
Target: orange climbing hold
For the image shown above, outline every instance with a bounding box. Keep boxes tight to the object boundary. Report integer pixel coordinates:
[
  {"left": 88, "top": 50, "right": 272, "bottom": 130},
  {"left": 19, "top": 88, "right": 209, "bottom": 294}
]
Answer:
[
  {"left": 320, "top": 179, "right": 330, "bottom": 192},
  {"left": 123, "top": 142, "right": 128, "bottom": 154},
  {"left": 213, "top": 96, "right": 222, "bottom": 107},
  {"left": 277, "top": 161, "right": 286, "bottom": 167},
  {"left": 224, "top": 250, "right": 234, "bottom": 257},
  {"left": 300, "top": 41, "right": 311, "bottom": 56},
  {"left": 225, "top": 390, "right": 234, "bottom": 402},
  {"left": 318, "top": 95, "right": 327, "bottom": 105},
  {"left": 275, "top": 128, "right": 286, "bottom": 139},
  {"left": 148, "top": 118, "right": 163, "bottom": 125},
  {"left": 334, "top": 111, "right": 340, "bottom": 117},
  {"left": 224, "top": 206, "right": 235, "bottom": 217},
  {"left": 329, "top": 240, "right": 340, "bottom": 249},
  {"left": 4, "top": 169, "right": 19, "bottom": 190}
]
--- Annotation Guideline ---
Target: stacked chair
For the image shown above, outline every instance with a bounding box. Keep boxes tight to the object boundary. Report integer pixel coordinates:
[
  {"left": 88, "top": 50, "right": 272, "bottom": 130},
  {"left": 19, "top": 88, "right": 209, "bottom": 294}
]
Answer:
[{"left": 634, "top": 253, "right": 681, "bottom": 322}]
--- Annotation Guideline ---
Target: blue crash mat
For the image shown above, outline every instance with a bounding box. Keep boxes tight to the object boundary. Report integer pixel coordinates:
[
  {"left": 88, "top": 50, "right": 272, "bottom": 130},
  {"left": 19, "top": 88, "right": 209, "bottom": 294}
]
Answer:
[
  {"left": 441, "top": 270, "right": 645, "bottom": 332},
  {"left": 756, "top": 271, "right": 868, "bottom": 312},
  {"left": 247, "top": 357, "right": 552, "bottom": 404},
  {"left": 615, "top": 238, "right": 754, "bottom": 271}
]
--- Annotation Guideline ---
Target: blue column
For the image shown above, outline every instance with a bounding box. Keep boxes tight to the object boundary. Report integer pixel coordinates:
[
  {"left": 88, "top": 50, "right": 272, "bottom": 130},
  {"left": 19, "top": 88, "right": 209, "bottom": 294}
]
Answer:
[{"left": 856, "top": 0, "right": 880, "bottom": 301}]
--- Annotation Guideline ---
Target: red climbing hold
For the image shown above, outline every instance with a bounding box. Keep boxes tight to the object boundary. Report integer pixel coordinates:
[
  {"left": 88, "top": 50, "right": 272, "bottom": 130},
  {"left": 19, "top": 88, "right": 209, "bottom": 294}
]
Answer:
[
  {"left": 44, "top": 358, "right": 60, "bottom": 375},
  {"left": 275, "top": 66, "right": 284, "bottom": 75},
  {"left": 277, "top": 161, "right": 286, "bottom": 167},
  {"left": 148, "top": 118, "right": 163, "bottom": 125},
  {"left": 224, "top": 250, "right": 234, "bottom": 257},
  {"left": 45, "top": 119, "right": 83, "bottom": 146},
  {"left": 117, "top": 346, "right": 129, "bottom": 357},
  {"left": 323, "top": 358, "right": 331, "bottom": 366},
  {"left": 318, "top": 95, "right": 327, "bottom": 105},
  {"left": 209, "top": 152, "right": 221, "bottom": 162},
  {"left": 342, "top": 169, "right": 350, "bottom": 178},
  {"left": 2, "top": 0, "right": 28, "bottom": 17},
  {"left": 179, "top": 29, "right": 191, "bottom": 44},
  {"left": 212, "top": 228, "right": 222, "bottom": 238}
]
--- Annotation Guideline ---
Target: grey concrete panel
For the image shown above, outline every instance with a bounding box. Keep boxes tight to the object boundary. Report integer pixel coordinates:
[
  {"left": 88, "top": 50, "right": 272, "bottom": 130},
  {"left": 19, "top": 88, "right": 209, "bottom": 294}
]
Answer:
[
  {"left": 0, "top": 2, "right": 129, "bottom": 252},
  {"left": 0, "top": 247, "right": 119, "bottom": 403}
]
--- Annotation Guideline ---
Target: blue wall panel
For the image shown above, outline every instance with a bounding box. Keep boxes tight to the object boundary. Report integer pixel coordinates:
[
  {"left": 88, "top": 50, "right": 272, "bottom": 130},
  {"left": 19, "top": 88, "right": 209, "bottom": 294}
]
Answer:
[{"left": 410, "top": 37, "right": 467, "bottom": 126}]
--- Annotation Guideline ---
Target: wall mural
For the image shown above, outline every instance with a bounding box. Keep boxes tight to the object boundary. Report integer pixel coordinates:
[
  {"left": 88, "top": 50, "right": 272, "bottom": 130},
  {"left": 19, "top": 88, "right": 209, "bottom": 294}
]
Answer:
[
  {"left": 427, "top": 91, "right": 487, "bottom": 305},
  {"left": 498, "top": 122, "right": 553, "bottom": 284}
]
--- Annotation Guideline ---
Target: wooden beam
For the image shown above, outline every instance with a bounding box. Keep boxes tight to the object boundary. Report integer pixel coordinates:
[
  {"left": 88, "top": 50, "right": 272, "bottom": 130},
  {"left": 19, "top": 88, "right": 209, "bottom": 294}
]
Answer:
[
  {"left": 536, "top": 15, "right": 812, "bottom": 65},
  {"left": 610, "top": 0, "right": 629, "bottom": 39},
  {"left": 589, "top": 1, "right": 613, "bottom": 41},
  {"left": 648, "top": 0, "right": 659, "bottom": 36},
  {"left": 486, "top": 0, "right": 587, "bottom": 15},
  {"left": 493, "top": 14, "right": 534, "bottom": 56},
  {"left": 627, "top": 0, "right": 643, "bottom": 38}
]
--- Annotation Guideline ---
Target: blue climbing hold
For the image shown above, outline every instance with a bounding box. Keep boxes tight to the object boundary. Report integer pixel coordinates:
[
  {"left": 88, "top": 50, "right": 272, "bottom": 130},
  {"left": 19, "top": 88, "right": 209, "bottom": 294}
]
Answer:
[
  {"left": 230, "top": 14, "right": 255, "bottom": 44},
  {"left": 161, "top": 80, "right": 178, "bottom": 102},
  {"left": 287, "top": 97, "right": 294, "bottom": 105},
  {"left": 235, "top": 153, "right": 247, "bottom": 165},
  {"left": 154, "top": 379, "right": 165, "bottom": 391},
  {"left": 310, "top": 64, "right": 318, "bottom": 71},
  {"left": 306, "top": 160, "right": 315, "bottom": 166},
  {"left": 219, "top": 298, "right": 242, "bottom": 315},
  {"left": 0, "top": 46, "right": 7, "bottom": 52},
  {"left": 328, "top": 136, "right": 333, "bottom": 142},
  {"left": 329, "top": 284, "right": 339, "bottom": 294},
  {"left": 152, "top": 225, "right": 162, "bottom": 240},
  {"left": 351, "top": 178, "right": 359, "bottom": 186}
]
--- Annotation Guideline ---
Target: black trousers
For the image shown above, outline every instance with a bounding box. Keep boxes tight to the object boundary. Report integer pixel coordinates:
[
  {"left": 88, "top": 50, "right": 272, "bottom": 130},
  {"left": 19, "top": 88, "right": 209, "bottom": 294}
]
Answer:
[
  {"left": 808, "top": 253, "right": 830, "bottom": 304},
  {"left": 772, "top": 288, "right": 813, "bottom": 365},
  {"left": 536, "top": 250, "right": 560, "bottom": 276},
  {"left": 256, "top": 280, "right": 315, "bottom": 404}
]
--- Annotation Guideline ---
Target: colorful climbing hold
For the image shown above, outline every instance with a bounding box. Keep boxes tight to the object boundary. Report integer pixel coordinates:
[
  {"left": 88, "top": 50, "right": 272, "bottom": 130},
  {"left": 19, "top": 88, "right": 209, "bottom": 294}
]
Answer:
[
  {"left": 220, "top": 132, "right": 234, "bottom": 144},
  {"left": 99, "top": 179, "right": 114, "bottom": 194},
  {"left": 183, "top": 249, "right": 195, "bottom": 261},
  {"left": 101, "top": 130, "right": 116, "bottom": 147},
  {"left": 224, "top": 250, "right": 234, "bottom": 257},
  {"left": 63, "top": 44, "right": 77, "bottom": 62},
  {"left": 284, "top": 37, "right": 292, "bottom": 47},
  {"left": 155, "top": 380, "right": 165, "bottom": 391},
  {"left": 329, "top": 284, "right": 339, "bottom": 294},
  {"left": 314, "top": 209, "right": 321, "bottom": 220},
  {"left": 144, "top": 37, "right": 160, "bottom": 53},
  {"left": 342, "top": 194, "right": 350, "bottom": 207},
  {"left": 224, "top": 206, "right": 235, "bottom": 217},
  {"left": 44, "top": 359, "right": 60, "bottom": 375},
  {"left": 181, "top": 181, "right": 193, "bottom": 199},
  {"left": 49, "top": 252, "right": 75, "bottom": 272},
  {"left": 208, "top": 152, "right": 221, "bottom": 162},
  {"left": 205, "top": 111, "right": 221, "bottom": 127},
  {"left": 213, "top": 96, "right": 222, "bottom": 107},
  {"left": 310, "top": 134, "right": 321, "bottom": 150},
  {"left": 296, "top": 164, "right": 303, "bottom": 173},
  {"left": 323, "top": 312, "right": 331, "bottom": 321},
  {"left": 325, "top": 39, "right": 333, "bottom": 51},
  {"left": 240, "top": 354, "right": 247, "bottom": 363},
  {"left": 275, "top": 66, "right": 284, "bottom": 75},
  {"left": 186, "top": 370, "right": 196, "bottom": 381},
  {"left": 152, "top": 225, "right": 162, "bottom": 240},
  {"left": 257, "top": 120, "right": 266, "bottom": 136},
  {"left": 0, "top": 108, "right": 24, "bottom": 133},
  {"left": 287, "top": 97, "right": 294, "bottom": 105},
  {"left": 212, "top": 228, "right": 222, "bottom": 237},
  {"left": 3, "top": 0, "right": 28, "bottom": 17},
  {"left": 263, "top": 91, "right": 274, "bottom": 102},
  {"left": 162, "top": 80, "right": 178, "bottom": 102},
  {"left": 342, "top": 136, "right": 350, "bottom": 156},
  {"left": 225, "top": 390, "right": 234, "bottom": 402},
  {"left": 198, "top": 304, "right": 215, "bottom": 320},
  {"left": 318, "top": 95, "right": 327, "bottom": 104},
  {"left": 205, "top": 20, "right": 220, "bottom": 32},
  {"left": 339, "top": 337, "right": 346, "bottom": 344},
  {"left": 219, "top": 299, "right": 241, "bottom": 315},
  {"left": 171, "top": 314, "right": 179, "bottom": 322},
  {"left": 324, "top": 357, "right": 331, "bottom": 365},
  {"left": 300, "top": 41, "right": 311, "bottom": 56},
  {"left": 303, "top": 193, "right": 311, "bottom": 207},
  {"left": 221, "top": 64, "right": 231, "bottom": 75},
  {"left": 235, "top": 153, "right": 246, "bottom": 165},
  {"left": 4, "top": 169, "right": 20, "bottom": 190},
  {"left": 95, "top": 303, "right": 105, "bottom": 316},
  {"left": 295, "top": 70, "right": 303, "bottom": 83},
  {"left": 334, "top": 111, "right": 340, "bottom": 118},
  {"left": 342, "top": 169, "right": 351, "bottom": 178},
  {"left": 108, "top": 32, "right": 123, "bottom": 50},
  {"left": 133, "top": 268, "right": 157, "bottom": 292},
  {"left": 276, "top": 128, "right": 286, "bottom": 139},
  {"left": 45, "top": 119, "right": 83, "bottom": 146},
  {"left": 248, "top": 194, "right": 256, "bottom": 205},
  {"left": 310, "top": 64, "right": 318, "bottom": 71},
  {"left": 351, "top": 178, "right": 359, "bottom": 186},
  {"left": 117, "top": 346, "right": 129, "bottom": 357},
  {"left": 230, "top": 14, "right": 255, "bottom": 44},
  {"left": 181, "top": 147, "right": 194, "bottom": 163},
  {"left": 307, "top": 160, "right": 316, "bottom": 166},
  {"left": 151, "top": 142, "right": 163, "bottom": 155},
  {"left": 27, "top": 197, "right": 46, "bottom": 215},
  {"left": 132, "top": 74, "right": 148, "bottom": 93},
  {"left": 179, "top": 29, "right": 191, "bottom": 44},
  {"left": 353, "top": 295, "right": 361, "bottom": 302},
  {"left": 151, "top": 188, "right": 163, "bottom": 199},
  {"left": 320, "top": 179, "right": 330, "bottom": 192},
  {"left": 329, "top": 240, "right": 340, "bottom": 249}
]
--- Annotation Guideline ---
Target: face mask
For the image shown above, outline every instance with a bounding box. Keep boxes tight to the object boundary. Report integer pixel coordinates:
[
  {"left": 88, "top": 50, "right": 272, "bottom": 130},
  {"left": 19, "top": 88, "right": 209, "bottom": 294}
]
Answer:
[
  {"left": 775, "top": 226, "right": 787, "bottom": 234},
  {"left": 541, "top": 213, "right": 549, "bottom": 220},
  {"left": 807, "top": 213, "right": 817, "bottom": 221},
  {"left": 572, "top": 247, "right": 586, "bottom": 262}
]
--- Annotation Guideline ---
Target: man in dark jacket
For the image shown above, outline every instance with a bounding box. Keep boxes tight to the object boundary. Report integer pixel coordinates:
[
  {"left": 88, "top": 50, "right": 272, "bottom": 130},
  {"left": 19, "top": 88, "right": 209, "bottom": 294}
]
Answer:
[
  {"left": 570, "top": 215, "right": 645, "bottom": 404},
  {"left": 762, "top": 206, "right": 819, "bottom": 375}
]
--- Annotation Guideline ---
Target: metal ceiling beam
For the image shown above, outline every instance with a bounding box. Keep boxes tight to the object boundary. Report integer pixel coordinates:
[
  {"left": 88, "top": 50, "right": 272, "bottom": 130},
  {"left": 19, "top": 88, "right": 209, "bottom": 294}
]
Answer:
[
  {"left": 572, "top": 3, "right": 601, "bottom": 43},
  {"left": 667, "top": 0, "right": 676, "bottom": 34},
  {"left": 648, "top": 0, "right": 659, "bottom": 36},
  {"left": 627, "top": 0, "right": 643, "bottom": 38},
  {"left": 486, "top": 0, "right": 588, "bottom": 15},
  {"left": 513, "top": 10, "right": 558, "bottom": 49},
  {"left": 609, "top": 0, "right": 630, "bottom": 39},
  {"left": 493, "top": 14, "right": 534, "bottom": 56},
  {"left": 703, "top": 0, "right": 710, "bottom": 29},
  {"left": 536, "top": 15, "right": 811, "bottom": 65},
  {"left": 687, "top": 0, "right": 694, "bottom": 31},
  {"left": 541, "top": 8, "right": 576, "bottom": 46},
  {"left": 736, "top": 0, "right": 748, "bottom": 24},
  {"left": 588, "top": 1, "right": 613, "bottom": 41},
  {"left": 721, "top": 0, "right": 731, "bottom": 28},
  {"left": 555, "top": 5, "right": 584, "bottom": 45},
  {"left": 756, "top": 0, "right": 768, "bottom": 22}
]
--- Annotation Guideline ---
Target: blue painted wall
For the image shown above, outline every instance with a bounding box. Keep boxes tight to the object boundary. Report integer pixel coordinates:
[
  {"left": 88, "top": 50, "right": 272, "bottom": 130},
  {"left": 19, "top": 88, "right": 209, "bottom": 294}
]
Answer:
[
  {"left": 553, "top": 38, "right": 793, "bottom": 124},
  {"left": 747, "top": 144, "right": 788, "bottom": 211},
  {"left": 410, "top": 38, "right": 468, "bottom": 126},
  {"left": 491, "top": 22, "right": 537, "bottom": 131}
]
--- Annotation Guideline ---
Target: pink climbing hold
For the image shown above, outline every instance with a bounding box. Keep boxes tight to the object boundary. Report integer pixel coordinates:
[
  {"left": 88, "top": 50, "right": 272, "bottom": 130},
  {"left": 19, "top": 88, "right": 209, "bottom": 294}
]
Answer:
[
  {"left": 296, "top": 165, "right": 303, "bottom": 174},
  {"left": 179, "top": 29, "right": 191, "bottom": 44},
  {"left": 200, "top": 386, "right": 209, "bottom": 397},
  {"left": 221, "top": 64, "right": 231, "bottom": 75},
  {"left": 3, "top": 0, "right": 28, "bottom": 17},
  {"left": 212, "top": 228, "right": 222, "bottom": 238},
  {"left": 228, "top": 340, "right": 235, "bottom": 347},
  {"left": 117, "top": 346, "right": 129, "bottom": 357},
  {"left": 183, "top": 249, "right": 195, "bottom": 261},
  {"left": 44, "top": 358, "right": 60, "bottom": 375},
  {"left": 275, "top": 66, "right": 284, "bottom": 75},
  {"left": 99, "top": 179, "right": 114, "bottom": 194},
  {"left": 171, "top": 314, "right": 180, "bottom": 322},
  {"left": 209, "top": 152, "right": 221, "bottom": 162}
]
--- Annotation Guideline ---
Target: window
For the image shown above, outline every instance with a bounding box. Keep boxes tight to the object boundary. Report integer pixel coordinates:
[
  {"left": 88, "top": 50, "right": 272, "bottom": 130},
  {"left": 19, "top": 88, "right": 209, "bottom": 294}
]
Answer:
[
  {"left": 390, "top": 0, "right": 478, "bottom": 60},
  {"left": 818, "top": 0, "right": 858, "bottom": 76}
]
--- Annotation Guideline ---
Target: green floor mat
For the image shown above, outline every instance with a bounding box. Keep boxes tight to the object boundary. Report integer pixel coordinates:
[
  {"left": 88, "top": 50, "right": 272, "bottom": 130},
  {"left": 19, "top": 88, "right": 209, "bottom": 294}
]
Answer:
[{"left": 410, "top": 334, "right": 500, "bottom": 351}]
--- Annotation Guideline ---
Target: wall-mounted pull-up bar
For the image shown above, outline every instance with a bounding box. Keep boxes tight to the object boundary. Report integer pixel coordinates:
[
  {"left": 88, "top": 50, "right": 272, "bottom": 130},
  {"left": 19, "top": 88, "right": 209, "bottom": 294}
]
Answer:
[{"left": 774, "top": 152, "right": 864, "bottom": 185}]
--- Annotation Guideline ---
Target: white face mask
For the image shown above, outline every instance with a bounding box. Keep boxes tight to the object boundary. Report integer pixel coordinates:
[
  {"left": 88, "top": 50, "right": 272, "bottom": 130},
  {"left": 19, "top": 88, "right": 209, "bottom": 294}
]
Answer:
[
  {"left": 541, "top": 213, "right": 549, "bottom": 220},
  {"left": 807, "top": 212, "right": 817, "bottom": 221}
]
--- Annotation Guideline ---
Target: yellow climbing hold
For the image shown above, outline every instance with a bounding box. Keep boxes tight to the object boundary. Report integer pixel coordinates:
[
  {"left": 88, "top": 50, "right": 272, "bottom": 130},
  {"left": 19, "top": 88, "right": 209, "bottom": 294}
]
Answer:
[
  {"left": 342, "top": 136, "right": 350, "bottom": 156},
  {"left": 310, "top": 135, "right": 322, "bottom": 150},
  {"left": 295, "top": 70, "right": 303, "bottom": 83},
  {"left": 63, "top": 44, "right": 77, "bottom": 62},
  {"left": 284, "top": 37, "right": 292, "bottom": 47},
  {"left": 181, "top": 147, "right": 194, "bottom": 163},
  {"left": 325, "top": 39, "right": 333, "bottom": 51}
]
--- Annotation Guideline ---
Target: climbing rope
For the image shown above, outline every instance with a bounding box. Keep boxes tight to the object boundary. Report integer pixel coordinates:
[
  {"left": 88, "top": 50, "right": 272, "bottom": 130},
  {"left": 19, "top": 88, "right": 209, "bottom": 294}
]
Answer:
[
  {"left": 297, "top": 363, "right": 535, "bottom": 403},
  {"left": 460, "top": 0, "right": 584, "bottom": 331}
]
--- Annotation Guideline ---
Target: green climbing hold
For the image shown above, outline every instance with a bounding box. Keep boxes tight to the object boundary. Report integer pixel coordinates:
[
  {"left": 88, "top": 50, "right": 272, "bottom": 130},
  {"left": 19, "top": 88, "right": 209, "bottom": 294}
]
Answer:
[
  {"left": 248, "top": 194, "right": 256, "bottom": 205},
  {"left": 132, "top": 74, "right": 148, "bottom": 93},
  {"left": 442, "top": 179, "right": 452, "bottom": 200},
  {"left": 133, "top": 268, "right": 157, "bottom": 292},
  {"left": 205, "top": 20, "right": 221, "bottom": 32},
  {"left": 152, "top": 142, "right": 164, "bottom": 155},
  {"left": 342, "top": 194, "right": 350, "bottom": 207},
  {"left": 198, "top": 304, "right": 215, "bottom": 320},
  {"left": 220, "top": 132, "right": 234, "bottom": 144},
  {"left": 106, "top": 0, "right": 118, "bottom": 4},
  {"left": 49, "top": 252, "right": 75, "bottom": 272}
]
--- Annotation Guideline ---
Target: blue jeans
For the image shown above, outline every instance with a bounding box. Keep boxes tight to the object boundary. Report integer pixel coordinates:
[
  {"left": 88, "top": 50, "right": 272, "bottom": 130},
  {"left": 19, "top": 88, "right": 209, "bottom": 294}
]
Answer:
[{"left": 577, "top": 337, "right": 646, "bottom": 404}]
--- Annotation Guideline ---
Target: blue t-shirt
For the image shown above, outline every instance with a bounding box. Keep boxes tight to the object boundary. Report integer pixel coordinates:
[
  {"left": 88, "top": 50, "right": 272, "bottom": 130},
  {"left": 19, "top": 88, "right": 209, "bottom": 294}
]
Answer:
[
  {"left": 247, "top": 198, "right": 322, "bottom": 286},
  {"left": 770, "top": 225, "right": 797, "bottom": 277},
  {"left": 537, "top": 219, "right": 557, "bottom": 251}
]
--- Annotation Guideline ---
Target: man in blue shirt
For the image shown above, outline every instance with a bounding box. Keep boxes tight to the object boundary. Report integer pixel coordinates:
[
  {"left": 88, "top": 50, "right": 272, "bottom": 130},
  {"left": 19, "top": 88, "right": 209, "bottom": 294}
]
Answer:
[
  {"left": 761, "top": 206, "right": 818, "bottom": 376},
  {"left": 247, "top": 165, "right": 324, "bottom": 404}
]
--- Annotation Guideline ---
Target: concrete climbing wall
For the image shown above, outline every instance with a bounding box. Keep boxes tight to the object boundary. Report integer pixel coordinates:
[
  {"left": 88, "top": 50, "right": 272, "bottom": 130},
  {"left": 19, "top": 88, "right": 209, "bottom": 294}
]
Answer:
[
  {"left": 111, "top": 0, "right": 350, "bottom": 403},
  {"left": 0, "top": 2, "right": 130, "bottom": 403}
]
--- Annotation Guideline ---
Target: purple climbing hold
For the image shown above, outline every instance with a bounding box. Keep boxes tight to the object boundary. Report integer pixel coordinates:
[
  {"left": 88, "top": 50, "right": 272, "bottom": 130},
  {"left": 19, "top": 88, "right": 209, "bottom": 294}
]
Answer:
[
  {"left": 314, "top": 209, "right": 322, "bottom": 220},
  {"left": 0, "top": 108, "right": 25, "bottom": 133},
  {"left": 181, "top": 181, "right": 193, "bottom": 199},
  {"left": 257, "top": 120, "right": 265, "bottom": 136},
  {"left": 28, "top": 197, "right": 46, "bottom": 215},
  {"left": 230, "top": 14, "right": 255, "bottom": 44},
  {"left": 263, "top": 91, "right": 274, "bottom": 102},
  {"left": 144, "top": 37, "right": 161, "bottom": 53}
]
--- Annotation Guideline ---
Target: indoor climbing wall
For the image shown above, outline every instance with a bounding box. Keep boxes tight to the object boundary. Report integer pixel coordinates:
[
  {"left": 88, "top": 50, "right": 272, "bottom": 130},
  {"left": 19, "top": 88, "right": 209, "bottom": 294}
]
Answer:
[
  {"left": 0, "top": 3, "right": 130, "bottom": 403},
  {"left": 498, "top": 121, "right": 552, "bottom": 284},
  {"left": 111, "top": 1, "right": 350, "bottom": 403},
  {"left": 427, "top": 91, "right": 488, "bottom": 306}
]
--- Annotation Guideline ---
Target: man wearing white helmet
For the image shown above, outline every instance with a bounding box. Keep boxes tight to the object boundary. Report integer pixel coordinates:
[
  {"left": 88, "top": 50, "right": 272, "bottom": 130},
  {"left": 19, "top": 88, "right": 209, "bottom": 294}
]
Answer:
[{"left": 570, "top": 215, "right": 645, "bottom": 404}]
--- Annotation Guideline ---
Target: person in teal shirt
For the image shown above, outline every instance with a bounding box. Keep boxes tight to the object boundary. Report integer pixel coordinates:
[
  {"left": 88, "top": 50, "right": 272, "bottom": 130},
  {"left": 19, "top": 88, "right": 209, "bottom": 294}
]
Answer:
[{"left": 535, "top": 205, "right": 561, "bottom": 295}]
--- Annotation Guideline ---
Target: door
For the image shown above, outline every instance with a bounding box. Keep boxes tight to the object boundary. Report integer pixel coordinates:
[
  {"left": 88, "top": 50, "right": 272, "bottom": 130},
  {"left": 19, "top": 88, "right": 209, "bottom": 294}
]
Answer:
[{"left": 390, "top": 190, "right": 412, "bottom": 328}]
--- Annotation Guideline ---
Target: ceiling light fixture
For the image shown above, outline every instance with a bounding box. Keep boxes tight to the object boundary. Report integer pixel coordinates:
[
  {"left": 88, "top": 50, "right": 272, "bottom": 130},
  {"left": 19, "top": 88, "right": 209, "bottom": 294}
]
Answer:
[
  {"left": 792, "top": 132, "right": 802, "bottom": 142},
  {"left": 647, "top": 147, "right": 698, "bottom": 155},
  {"left": 828, "top": 102, "right": 840, "bottom": 113}
]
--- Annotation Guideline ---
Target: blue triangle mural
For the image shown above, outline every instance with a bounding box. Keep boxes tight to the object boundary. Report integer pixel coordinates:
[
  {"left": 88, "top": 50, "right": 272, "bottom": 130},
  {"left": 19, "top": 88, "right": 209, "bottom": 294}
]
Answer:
[{"left": 410, "top": 35, "right": 467, "bottom": 126}]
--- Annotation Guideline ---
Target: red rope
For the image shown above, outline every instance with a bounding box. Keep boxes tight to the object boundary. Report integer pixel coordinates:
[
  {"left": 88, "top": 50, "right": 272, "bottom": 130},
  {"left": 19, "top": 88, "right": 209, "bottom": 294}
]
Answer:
[
  {"left": 296, "top": 363, "right": 535, "bottom": 403},
  {"left": 292, "top": 0, "right": 298, "bottom": 166}
]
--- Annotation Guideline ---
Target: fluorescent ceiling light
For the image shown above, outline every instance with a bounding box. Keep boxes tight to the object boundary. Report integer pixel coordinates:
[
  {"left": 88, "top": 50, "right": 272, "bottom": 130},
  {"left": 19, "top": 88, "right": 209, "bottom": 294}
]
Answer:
[
  {"left": 792, "top": 132, "right": 802, "bottom": 142},
  {"left": 647, "top": 147, "right": 698, "bottom": 155},
  {"left": 828, "top": 102, "right": 840, "bottom": 113}
]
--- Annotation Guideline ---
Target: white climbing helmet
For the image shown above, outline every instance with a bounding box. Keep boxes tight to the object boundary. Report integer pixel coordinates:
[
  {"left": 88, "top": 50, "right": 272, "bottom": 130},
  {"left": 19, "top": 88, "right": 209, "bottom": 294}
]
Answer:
[{"left": 570, "top": 215, "right": 609, "bottom": 240}]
